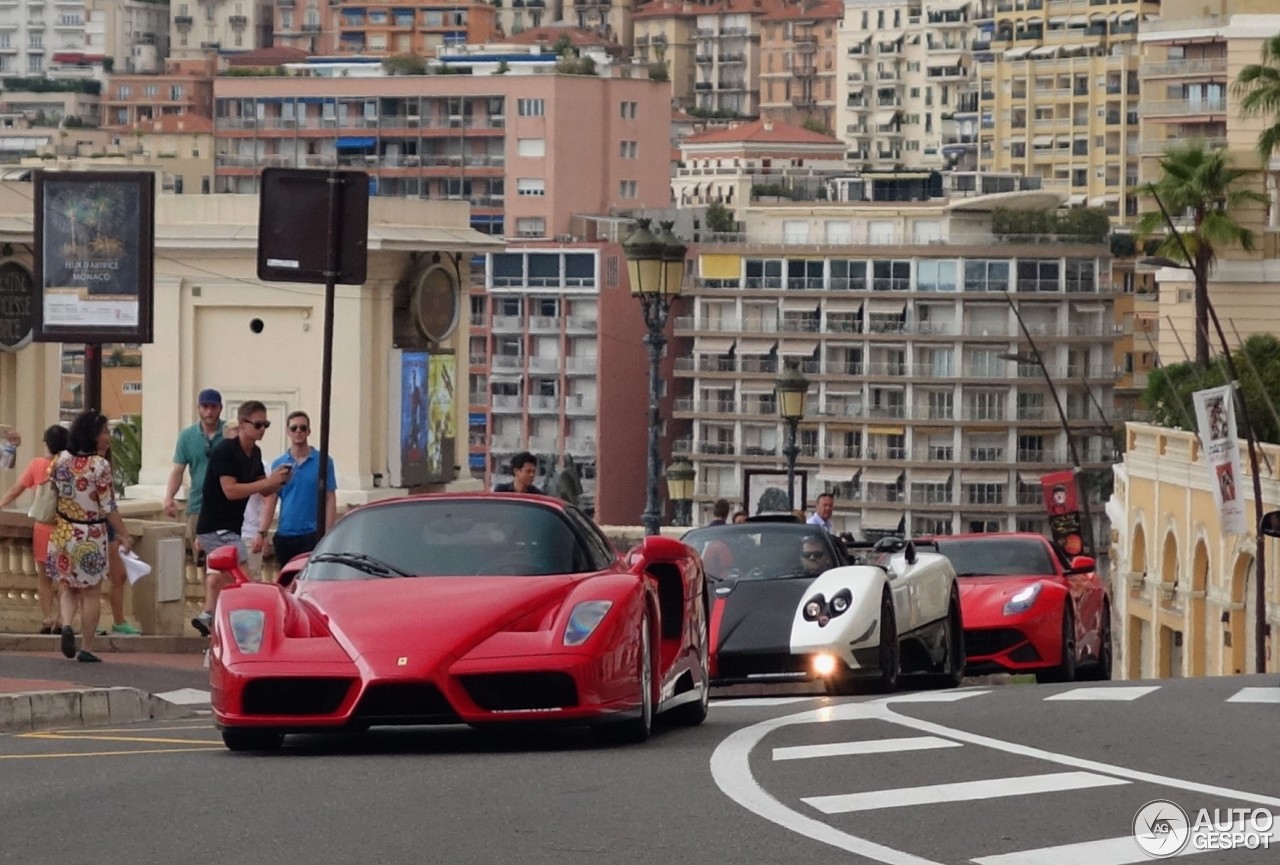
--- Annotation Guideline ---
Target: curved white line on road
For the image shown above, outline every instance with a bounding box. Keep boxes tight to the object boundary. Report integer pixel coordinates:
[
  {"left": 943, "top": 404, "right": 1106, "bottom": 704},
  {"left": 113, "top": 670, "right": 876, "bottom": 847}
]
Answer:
[{"left": 710, "top": 696, "right": 1280, "bottom": 865}]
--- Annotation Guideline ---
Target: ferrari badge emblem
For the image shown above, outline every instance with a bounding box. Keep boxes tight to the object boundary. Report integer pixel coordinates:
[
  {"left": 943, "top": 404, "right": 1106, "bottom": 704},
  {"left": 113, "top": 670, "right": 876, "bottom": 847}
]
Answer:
[{"left": 397, "top": 656, "right": 408, "bottom": 666}]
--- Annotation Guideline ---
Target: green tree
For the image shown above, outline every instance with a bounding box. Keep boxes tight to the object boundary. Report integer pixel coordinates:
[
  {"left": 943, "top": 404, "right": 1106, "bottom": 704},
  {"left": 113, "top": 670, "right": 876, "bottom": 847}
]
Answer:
[
  {"left": 110, "top": 415, "right": 142, "bottom": 495},
  {"left": 1136, "top": 144, "right": 1267, "bottom": 367},
  {"left": 1233, "top": 33, "right": 1280, "bottom": 164},
  {"left": 382, "top": 54, "right": 427, "bottom": 76},
  {"left": 647, "top": 62, "right": 669, "bottom": 82},
  {"left": 802, "top": 117, "right": 832, "bottom": 136},
  {"left": 706, "top": 201, "right": 735, "bottom": 233},
  {"left": 1142, "top": 334, "right": 1280, "bottom": 445}
]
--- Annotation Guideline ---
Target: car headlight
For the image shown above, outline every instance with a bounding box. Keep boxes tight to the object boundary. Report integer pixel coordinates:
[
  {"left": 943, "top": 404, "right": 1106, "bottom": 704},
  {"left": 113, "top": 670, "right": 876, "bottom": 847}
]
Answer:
[
  {"left": 1003, "top": 583, "right": 1043, "bottom": 616},
  {"left": 564, "top": 600, "right": 612, "bottom": 646},
  {"left": 228, "top": 609, "right": 265, "bottom": 654},
  {"left": 803, "top": 596, "right": 825, "bottom": 621},
  {"left": 829, "top": 589, "right": 852, "bottom": 616}
]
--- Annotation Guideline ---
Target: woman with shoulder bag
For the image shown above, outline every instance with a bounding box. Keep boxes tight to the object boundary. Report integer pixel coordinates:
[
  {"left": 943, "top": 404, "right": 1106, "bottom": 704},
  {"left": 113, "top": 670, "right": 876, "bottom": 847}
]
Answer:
[
  {"left": 0, "top": 424, "right": 69, "bottom": 633},
  {"left": 47, "top": 410, "right": 132, "bottom": 663}
]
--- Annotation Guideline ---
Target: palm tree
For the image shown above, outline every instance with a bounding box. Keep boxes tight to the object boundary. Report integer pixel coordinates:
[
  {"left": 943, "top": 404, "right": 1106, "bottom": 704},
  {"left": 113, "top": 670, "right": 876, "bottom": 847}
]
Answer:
[
  {"left": 1233, "top": 32, "right": 1280, "bottom": 164},
  {"left": 1136, "top": 144, "right": 1267, "bottom": 367}
]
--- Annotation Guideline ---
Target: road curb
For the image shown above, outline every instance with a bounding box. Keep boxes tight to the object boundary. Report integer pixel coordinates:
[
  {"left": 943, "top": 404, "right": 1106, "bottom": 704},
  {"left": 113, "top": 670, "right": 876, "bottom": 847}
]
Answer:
[
  {"left": 0, "top": 634, "right": 208, "bottom": 654},
  {"left": 0, "top": 687, "right": 197, "bottom": 733}
]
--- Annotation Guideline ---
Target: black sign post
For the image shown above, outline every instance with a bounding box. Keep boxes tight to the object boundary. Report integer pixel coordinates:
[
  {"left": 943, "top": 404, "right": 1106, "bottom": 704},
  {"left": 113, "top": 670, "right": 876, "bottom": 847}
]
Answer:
[{"left": 257, "top": 169, "right": 369, "bottom": 540}]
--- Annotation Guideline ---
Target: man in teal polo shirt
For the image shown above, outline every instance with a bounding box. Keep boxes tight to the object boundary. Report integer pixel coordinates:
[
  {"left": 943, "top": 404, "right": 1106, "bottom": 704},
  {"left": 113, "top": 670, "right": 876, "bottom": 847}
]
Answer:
[
  {"left": 164, "top": 387, "right": 224, "bottom": 545},
  {"left": 262, "top": 410, "right": 337, "bottom": 567}
]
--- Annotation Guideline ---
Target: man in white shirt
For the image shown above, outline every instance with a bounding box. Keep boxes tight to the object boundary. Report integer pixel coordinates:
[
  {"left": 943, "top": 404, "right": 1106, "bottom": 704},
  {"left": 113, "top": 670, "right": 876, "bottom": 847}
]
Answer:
[{"left": 806, "top": 492, "right": 835, "bottom": 533}]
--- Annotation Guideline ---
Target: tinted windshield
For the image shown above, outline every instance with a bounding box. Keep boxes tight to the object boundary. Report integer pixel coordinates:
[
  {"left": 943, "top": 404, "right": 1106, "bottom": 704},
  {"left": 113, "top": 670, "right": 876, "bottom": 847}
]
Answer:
[
  {"left": 682, "top": 524, "right": 841, "bottom": 580},
  {"left": 304, "top": 499, "right": 606, "bottom": 580},
  {"left": 934, "top": 537, "right": 1058, "bottom": 577}
]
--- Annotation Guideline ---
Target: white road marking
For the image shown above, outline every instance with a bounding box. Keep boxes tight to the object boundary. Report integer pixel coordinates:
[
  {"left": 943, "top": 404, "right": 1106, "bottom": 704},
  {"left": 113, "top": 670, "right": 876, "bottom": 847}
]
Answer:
[
  {"left": 712, "top": 697, "right": 821, "bottom": 707},
  {"left": 1044, "top": 686, "right": 1160, "bottom": 702},
  {"left": 1226, "top": 687, "right": 1280, "bottom": 704},
  {"left": 710, "top": 698, "right": 1280, "bottom": 865},
  {"left": 803, "top": 771, "right": 1127, "bottom": 814},
  {"left": 972, "top": 815, "right": 1280, "bottom": 865},
  {"left": 878, "top": 689, "right": 992, "bottom": 703},
  {"left": 153, "top": 688, "right": 212, "bottom": 705},
  {"left": 773, "top": 735, "right": 961, "bottom": 761}
]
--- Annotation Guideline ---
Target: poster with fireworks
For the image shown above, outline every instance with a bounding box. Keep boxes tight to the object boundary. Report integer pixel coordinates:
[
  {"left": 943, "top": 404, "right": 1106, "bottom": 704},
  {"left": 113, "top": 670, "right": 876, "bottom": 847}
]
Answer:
[{"left": 33, "top": 171, "right": 154, "bottom": 343}]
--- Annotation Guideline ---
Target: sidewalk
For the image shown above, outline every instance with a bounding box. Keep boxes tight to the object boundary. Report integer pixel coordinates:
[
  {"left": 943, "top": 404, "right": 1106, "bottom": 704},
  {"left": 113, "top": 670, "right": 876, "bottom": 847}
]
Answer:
[{"left": 1, "top": 634, "right": 210, "bottom": 733}]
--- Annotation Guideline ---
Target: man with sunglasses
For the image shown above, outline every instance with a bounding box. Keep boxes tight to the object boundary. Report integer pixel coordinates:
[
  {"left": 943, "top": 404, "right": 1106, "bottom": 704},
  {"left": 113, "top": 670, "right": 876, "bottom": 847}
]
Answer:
[
  {"left": 800, "top": 535, "right": 834, "bottom": 576},
  {"left": 163, "top": 387, "right": 224, "bottom": 546},
  {"left": 260, "top": 410, "right": 337, "bottom": 569},
  {"left": 191, "top": 401, "right": 290, "bottom": 636}
]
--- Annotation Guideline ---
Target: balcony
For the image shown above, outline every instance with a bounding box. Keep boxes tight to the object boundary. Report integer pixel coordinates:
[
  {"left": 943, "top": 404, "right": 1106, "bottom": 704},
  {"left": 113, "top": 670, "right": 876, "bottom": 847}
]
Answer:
[
  {"left": 1140, "top": 57, "right": 1227, "bottom": 78},
  {"left": 1139, "top": 99, "right": 1226, "bottom": 118},
  {"left": 174, "top": 15, "right": 192, "bottom": 25},
  {"left": 1141, "top": 136, "right": 1225, "bottom": 155},
  {"left": 491, "top": 315, "right": 522, "bottom": 332}
]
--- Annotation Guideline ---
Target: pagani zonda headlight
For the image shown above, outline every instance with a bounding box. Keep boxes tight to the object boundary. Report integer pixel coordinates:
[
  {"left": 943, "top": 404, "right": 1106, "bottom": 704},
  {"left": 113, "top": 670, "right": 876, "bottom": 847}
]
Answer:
[
  {"left": 564, "top": 600, "right": 613, "bottom": 646},
  {"left": 228, "top": 609, "right": 265, "bottom": 654},
  {"left": 1003, "top": 582, "right": 1043, "bottom": 616},
  {"left": 803, "top": 596, "right": 825, "bottom": 621},
  {"left": 829, "top": 589, "right": 852, "bottom": 616}
]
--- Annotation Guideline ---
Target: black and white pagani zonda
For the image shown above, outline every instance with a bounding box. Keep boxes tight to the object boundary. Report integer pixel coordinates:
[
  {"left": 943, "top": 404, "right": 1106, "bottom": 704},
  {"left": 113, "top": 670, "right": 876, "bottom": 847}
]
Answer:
[{"left": 682, "top": 525, "right": 965, "bottom": 694}]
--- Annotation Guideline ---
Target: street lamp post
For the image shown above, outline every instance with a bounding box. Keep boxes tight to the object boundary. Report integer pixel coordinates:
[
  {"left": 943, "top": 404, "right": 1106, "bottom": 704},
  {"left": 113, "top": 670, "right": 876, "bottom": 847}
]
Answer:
[
  {"left": 623, "top": 218, "right": 686, "bottom": 536},
  {"left": 665, "top": 457, "right": 696, "bottom": 527},
  {"left": 775, "top": 362, "right": 810, "bottom": 513}
]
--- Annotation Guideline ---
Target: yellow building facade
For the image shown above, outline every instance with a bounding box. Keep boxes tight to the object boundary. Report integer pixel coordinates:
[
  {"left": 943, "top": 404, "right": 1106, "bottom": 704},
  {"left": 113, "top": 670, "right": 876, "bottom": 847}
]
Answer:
[{"left": 1108, "top": 423, "right": 1280, "bottom": 679}]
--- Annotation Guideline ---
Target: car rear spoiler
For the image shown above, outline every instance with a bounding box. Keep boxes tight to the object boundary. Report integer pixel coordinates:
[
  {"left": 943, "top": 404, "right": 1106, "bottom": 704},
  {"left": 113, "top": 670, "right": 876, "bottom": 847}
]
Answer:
[{"left": 840, "top": 535, "right": 941, "bottom": 565}]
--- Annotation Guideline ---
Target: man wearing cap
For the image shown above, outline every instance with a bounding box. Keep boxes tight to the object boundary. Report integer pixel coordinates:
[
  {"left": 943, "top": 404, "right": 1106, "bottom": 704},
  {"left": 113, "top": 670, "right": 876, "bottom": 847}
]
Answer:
[{"left": 163, "top": 388, "right": 225, "bottom": 545}]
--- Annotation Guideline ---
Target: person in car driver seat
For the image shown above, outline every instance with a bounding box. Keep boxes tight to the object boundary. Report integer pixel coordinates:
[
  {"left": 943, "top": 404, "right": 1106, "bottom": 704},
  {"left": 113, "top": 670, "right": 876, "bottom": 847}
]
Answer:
[{"left": 800, "top": 535, "right": 833, "bottom": 576}]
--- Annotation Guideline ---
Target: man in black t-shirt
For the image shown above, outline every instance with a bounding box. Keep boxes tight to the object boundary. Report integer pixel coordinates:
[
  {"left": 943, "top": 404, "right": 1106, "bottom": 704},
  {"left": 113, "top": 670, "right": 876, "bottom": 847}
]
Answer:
[{"left": 191, "top": 400, "right": 290, "bottom": 636}]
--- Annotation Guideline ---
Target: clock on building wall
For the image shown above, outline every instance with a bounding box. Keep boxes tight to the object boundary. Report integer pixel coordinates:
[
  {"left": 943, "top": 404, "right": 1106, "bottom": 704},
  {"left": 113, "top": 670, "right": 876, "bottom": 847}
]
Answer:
[{"left": 412, "top": 263, "right": 459, "bottom": 344}]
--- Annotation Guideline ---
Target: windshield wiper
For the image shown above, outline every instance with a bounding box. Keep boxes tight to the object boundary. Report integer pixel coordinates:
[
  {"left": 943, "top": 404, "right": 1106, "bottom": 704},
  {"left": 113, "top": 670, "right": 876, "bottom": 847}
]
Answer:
[{"left": 308, "top": 552, "right": 413, "bottom": 578}]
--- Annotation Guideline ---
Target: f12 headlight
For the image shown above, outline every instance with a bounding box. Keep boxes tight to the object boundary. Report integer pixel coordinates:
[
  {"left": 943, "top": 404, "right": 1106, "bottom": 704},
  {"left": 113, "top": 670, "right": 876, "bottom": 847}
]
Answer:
[
  {"left": 228, "top": 609, "right": 265, "bottom": 654},
  {"left": 1003, "top": 583, "right": 1043, "bottom": 616},
  {"left": 564, "top": 600, "right": 612, "bottom": 646}
]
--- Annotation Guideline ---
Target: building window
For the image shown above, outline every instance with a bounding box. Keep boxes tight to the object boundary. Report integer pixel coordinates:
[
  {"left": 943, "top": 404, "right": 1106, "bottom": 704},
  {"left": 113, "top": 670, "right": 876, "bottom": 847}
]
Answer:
[
  {"left": 515, "top": 217, "right": 545, "bottom": 237},
  {"left": 619, "top": 180, "right": 637, "bottom": 198},
  {"left": 516, "top": 138, "right": 545, "bottom": 157},
  {"left": 620, "top": 100, "right": 637, "bottom": 119},
  {"left": 963, "top": 259, "right": 1009, "bottom": 292},
  {"left": 517, "top": 98, "right": 545, "bottom": 116},
  {"left": 619, "top": 140, "right": 637, "bottom": 159},
  {"left": 516, "top": 178, "right": 545, "bottom": 196},
  {"left": 122, "top": 382, "right": 142, "bottom": 394},
  {"left": 970, "top": 391, "right": 1005, "bottom": 420}
]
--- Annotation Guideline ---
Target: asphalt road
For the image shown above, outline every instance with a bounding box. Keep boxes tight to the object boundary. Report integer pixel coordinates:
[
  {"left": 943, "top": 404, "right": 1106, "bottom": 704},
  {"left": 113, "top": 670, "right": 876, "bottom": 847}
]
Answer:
[{"left": 1, "top": 675, "right": 1277, "bottom": 865}]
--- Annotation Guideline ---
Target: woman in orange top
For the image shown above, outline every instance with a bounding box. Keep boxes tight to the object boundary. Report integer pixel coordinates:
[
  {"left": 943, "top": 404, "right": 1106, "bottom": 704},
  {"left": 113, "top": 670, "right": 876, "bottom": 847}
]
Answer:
[{"left": 0, "top": 424, "right": 70, "bottom": 633}]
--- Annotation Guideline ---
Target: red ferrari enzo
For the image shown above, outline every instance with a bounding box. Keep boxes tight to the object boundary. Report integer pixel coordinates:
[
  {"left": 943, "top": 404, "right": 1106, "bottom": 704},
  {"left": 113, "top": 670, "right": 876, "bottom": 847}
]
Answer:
[
  {"left": 922, "top": 532, "right": 1111, "bottom": 683},
  {"left": 208, "top": 494, "right": 711, "bottom": 750}
]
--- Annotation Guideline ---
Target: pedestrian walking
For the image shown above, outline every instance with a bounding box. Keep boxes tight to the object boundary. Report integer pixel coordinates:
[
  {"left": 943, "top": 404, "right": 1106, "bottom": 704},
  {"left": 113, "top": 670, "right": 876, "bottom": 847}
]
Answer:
[
  {"left": 163, "top": 388, "right": 224, "bottom": 549},
  {"left": 807, "top": 492, "right": 835, "bottom": 532},
  {"left": 225, "top": 420, "right": 269, "bottom": 580},
  {"left": 47, "top": 410, "right": 132, "bottom": 662},
  {"left": 261, "top": 411, "right": 336, "bottom": 568},
  {"left": 494, "top": 452, "right": 544, "bottom": 494},
  {"left": 0, "top": 424, "right": 69, "bottom": 633}
]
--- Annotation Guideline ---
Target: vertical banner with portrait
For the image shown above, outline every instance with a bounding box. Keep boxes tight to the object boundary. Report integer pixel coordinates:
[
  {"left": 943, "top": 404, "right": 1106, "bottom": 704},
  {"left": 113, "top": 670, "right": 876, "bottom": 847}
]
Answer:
[
  {"left": 1192, "top": 385, "right": 1246, "bottom": 535},
  {"left": 427, "top": 353, "right": 456, "bottom": 480},
  {"left": 398, "top": 350, "right": 430, "bottom": 487},
  {"left": 32, "top": 171, "right": 155, "bottom": 343},
  {"left": 1040, "top": 468, "right": 1085, "bottom": 556}
]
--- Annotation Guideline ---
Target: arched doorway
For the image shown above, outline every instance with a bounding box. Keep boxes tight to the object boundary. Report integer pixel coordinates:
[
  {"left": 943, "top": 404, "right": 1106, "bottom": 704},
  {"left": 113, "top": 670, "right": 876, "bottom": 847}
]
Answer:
[{"left": 1189, "top": 539, "right": 1208, "bottom": 676}]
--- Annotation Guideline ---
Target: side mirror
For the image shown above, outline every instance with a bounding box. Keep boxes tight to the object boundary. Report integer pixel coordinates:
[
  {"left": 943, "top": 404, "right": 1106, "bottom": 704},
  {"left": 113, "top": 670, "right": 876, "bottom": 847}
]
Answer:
[
  {"left": 1070, "top": 555, "right": 1096, "bottom": 573},
  {"left": 1261, "top": 510, "right": 1280, "bottom": 538},
  {"left": 206, "top": 545, "right": 250, "bottom": 585},
  {"left": 638, "top": 534, "right": 691, "bottom": 565},
  {"left": 277, "top": 554, "right": 309, "bottom": 588}
]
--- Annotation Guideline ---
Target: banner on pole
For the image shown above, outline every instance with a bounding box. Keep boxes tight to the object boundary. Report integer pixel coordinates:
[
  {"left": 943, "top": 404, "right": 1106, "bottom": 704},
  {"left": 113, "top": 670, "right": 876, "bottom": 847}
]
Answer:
[
  {"left": 1192, "top": 385, "right": 1246, "bottom": 535},
  {"left": 1040, "top": 468, "right": 1084, "bottom": 555}
]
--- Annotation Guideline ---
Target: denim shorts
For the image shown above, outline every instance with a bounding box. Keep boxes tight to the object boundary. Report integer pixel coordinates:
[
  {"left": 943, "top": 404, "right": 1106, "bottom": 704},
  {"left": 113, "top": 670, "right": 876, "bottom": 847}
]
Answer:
[{"left": 196, "top": 530, "right": 249, "bottom": 565}]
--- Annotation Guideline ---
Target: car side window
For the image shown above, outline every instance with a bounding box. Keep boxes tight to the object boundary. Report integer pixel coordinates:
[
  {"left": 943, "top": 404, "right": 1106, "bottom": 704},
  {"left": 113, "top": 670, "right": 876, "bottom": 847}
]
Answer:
[{"left": 562, "top": 506, "right": 616, "bottom": 572}]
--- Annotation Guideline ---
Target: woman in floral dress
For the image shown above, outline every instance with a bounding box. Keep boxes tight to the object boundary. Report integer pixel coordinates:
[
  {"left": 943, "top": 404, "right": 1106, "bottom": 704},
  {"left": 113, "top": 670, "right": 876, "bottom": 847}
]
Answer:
[{"left": 47, "top": 410, "right": 132, "bottom": 663}]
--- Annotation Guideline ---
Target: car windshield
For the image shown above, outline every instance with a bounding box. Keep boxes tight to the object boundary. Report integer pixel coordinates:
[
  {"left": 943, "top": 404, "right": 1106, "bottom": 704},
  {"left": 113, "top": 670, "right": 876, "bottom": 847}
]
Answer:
[
  {"left": 682, "top": 524, "right": 838, "bottom": 581},
  {"left": 933, "top": 537, "right": 1058, "bottom": 578},
  {"left": 304, "top": 499, "right": 603, "bottom": 580}
]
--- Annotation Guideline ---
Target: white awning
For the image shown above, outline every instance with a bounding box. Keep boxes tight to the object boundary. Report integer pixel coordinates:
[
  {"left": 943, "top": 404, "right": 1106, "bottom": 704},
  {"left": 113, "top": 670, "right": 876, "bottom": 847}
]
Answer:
[
  {"left": 961, "top": 469, "right": 1010, "bottom": 484},
  {"left": 1019, "top": 472, "right": 1046, "bottom": 486},
  {"left": 1066, "top": 41, "right": 1100, "bottom": 54},
  {"left": 1066, "top": 14, "right": 1088, "bottom": 25},
  {"left": 824, "top": 298, "right": 864, "bottom": 312},
  {"left": 817, "top": 468, "right": 856, "bottom": 483},
  {"left": 911, "top": 469, "right": 954, "bottom": 484},
  {"left": 1071, "top": 302, "right": 1106, "bottom": 314},
  {"left": 1067, "top": 193, "right": 1086, "bottom": 206},
  {"left": 876, "top": 30, "right": 904, "bottom": 44},
  {"left": 1048, "top": 16, "right": 1067, "bottom": 25},
  {"left": 489, "top": 370, "right": 522, "bottom": 381},
  {"left": 1004, "top": 46, "right": 1033, "bottom": 60},
  {"left": 780, "top": 340, "right": 820, "bottom": 356},
  {"left": 697, "top": 338, "right": 736, "bottom": 354},
  {"left": 1033, "top": 135, "right": 1054, "bottom": 146},
  {"left": 863, "top": 467, "right": 905, "bottom": 485},
  {"left": 1089, "top": 11, "right": 1107, "bottom": 22},
  {"left": 860, "top": 509, "right": 904, "bottom": 531},
  {"left": 738, "top": 338, "right": 777, "bottom": 354},
  {"left": 1118, "top": 10, "right": 1137, "bottom": 22},
  {"left": 1105, "top": 193, "right": 1120, "bottom": 204},
  {"left": 874, "top": 110, "right": 900, "bottom": 126},
  {"left": 932, "top": 0, "right": 971, "bottom": 10},
  {"left": 1030, "top": 45, "right": 1058, "bottom": 58},
  {"left": 781, "top": 297, "right": 818, "bottom": 312},
  {"left": 867, "top": 298, "right": 908, "bottom": 314}
]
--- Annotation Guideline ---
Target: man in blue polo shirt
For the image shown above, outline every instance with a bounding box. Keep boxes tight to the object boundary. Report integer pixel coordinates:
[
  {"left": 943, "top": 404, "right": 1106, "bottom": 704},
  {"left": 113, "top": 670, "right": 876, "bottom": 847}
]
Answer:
[{"left": 262, "top": 410, "right": 337, "bottom": 567}]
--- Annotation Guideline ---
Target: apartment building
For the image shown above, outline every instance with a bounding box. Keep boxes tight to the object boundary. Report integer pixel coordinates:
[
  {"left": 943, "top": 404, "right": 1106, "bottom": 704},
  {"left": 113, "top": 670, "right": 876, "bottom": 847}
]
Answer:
[
  {"left": 84, "top": 0, "right": 171, "bottom": 75},
  {"left": 1137, "top": 0, "right": 1280, "bottom": 364},
  {"left": 211, "top": 69, "right": 671, "bottom": 239},
  {"left": 100, "top": 69, "right": 214, "bottom": 128},
  {"left": 757, "top": 0, "right": 841, "bottom": 132},
  {"left": 672, "top": 118, "right": 846, "bottom": 207},
  {"left": 170, "top": 0, "right": 273, "bottom": 59},
  {"left": 672, "top": 189, "right": 1118, "bottom": 540},
  {"left": 272, "top": 0, "right": 499, "bottom": 57},
  {"left": 837, "top": 0, "right": 979, "bottom": 170},
  {"left": 690, "top": 0, "right": 779, "bottom": 117},
  {"left": 468, "top": 239, "right": 660, "bottom": 525},
  {"left": 632, "top": 1, "right": 699, "bottom": 111},
  {"left": 975, "top": 0, "right": 1156, "bottom": 220}
]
